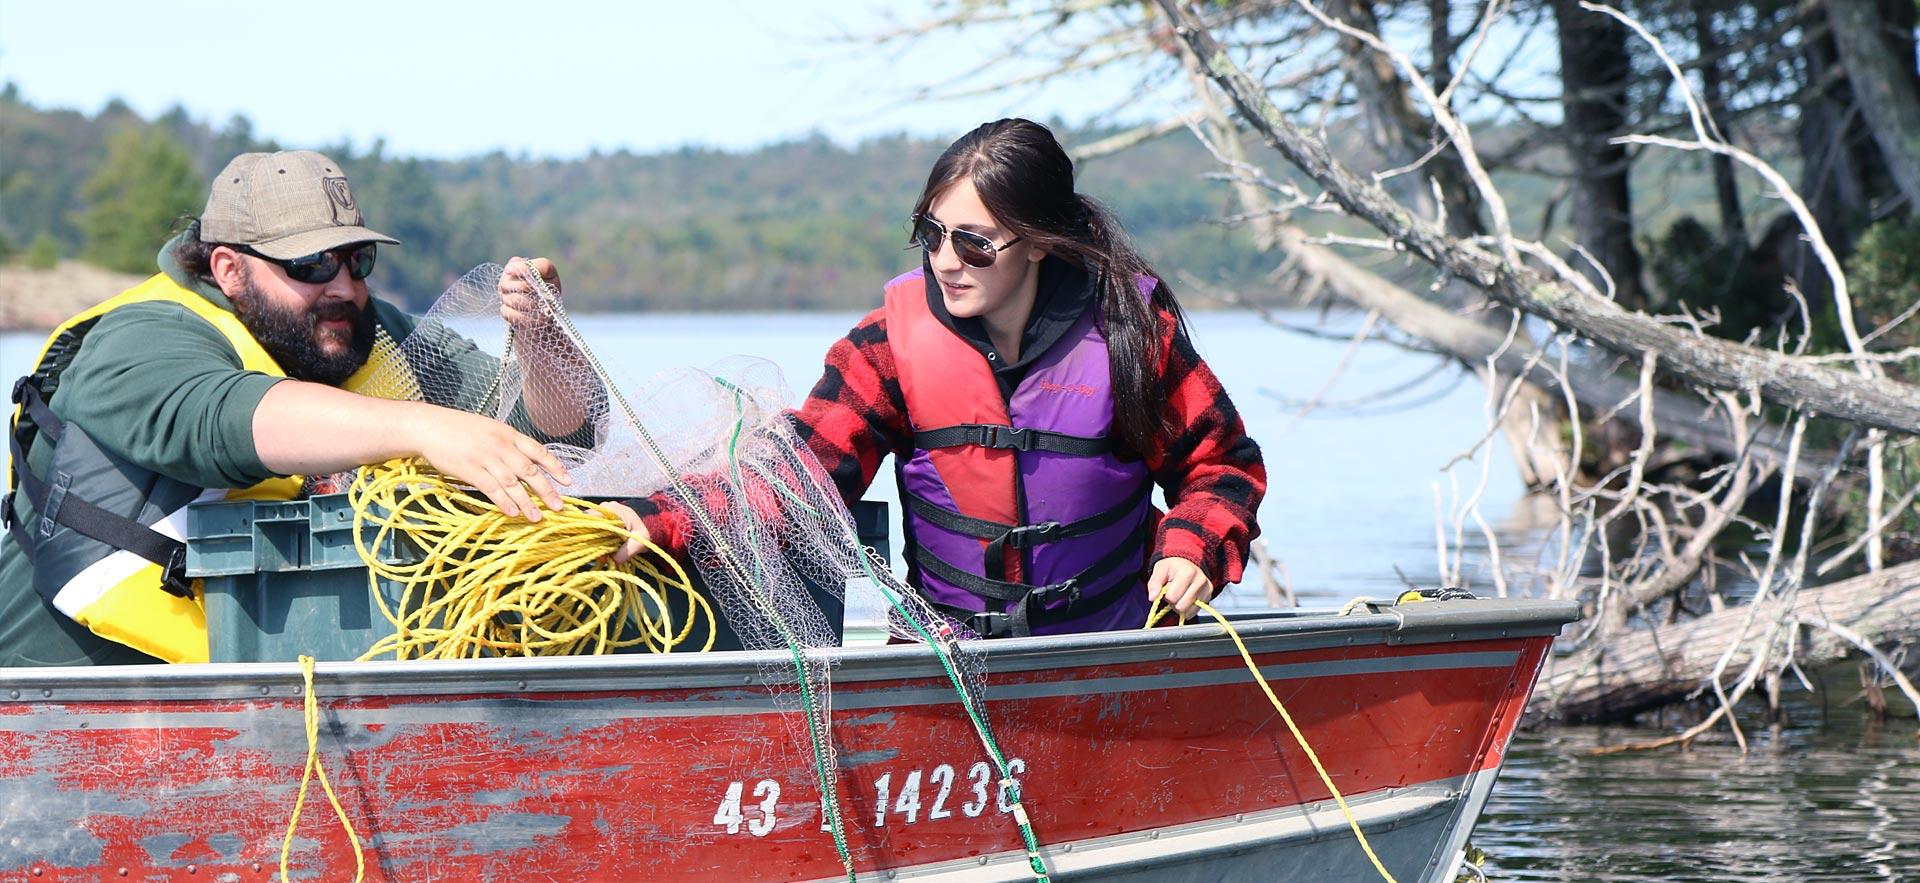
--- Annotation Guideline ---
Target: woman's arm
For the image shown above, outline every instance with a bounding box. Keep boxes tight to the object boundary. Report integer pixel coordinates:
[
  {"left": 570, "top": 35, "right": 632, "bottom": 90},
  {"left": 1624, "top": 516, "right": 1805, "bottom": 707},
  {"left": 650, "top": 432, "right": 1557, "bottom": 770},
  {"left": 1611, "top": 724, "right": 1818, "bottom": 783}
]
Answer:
[
  {"left": 1142, "top": 311, "right": 1268, "bottom": 613},
  {"left": 608, "top": 309, "right": 910, "bottom": 562}
]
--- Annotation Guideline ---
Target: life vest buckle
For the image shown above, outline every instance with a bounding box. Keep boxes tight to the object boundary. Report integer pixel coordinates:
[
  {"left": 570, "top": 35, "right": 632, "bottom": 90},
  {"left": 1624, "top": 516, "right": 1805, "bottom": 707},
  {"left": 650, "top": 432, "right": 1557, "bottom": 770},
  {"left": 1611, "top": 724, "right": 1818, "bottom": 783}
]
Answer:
[
  {"left": 978, "top": 425, "right": 1036, "bottom": 451},
  {"left": 1004, "top": 520, "right": 1063, "bottom": 548},
  {"left": 158, "top": 543, "right": 193, "bottom": 599},
  {"left": 964, "top": 611, "right": 1013, "bottom": 639},
  {"left": 1030, "top": 579, "right": 1080, "bottom": 607}
]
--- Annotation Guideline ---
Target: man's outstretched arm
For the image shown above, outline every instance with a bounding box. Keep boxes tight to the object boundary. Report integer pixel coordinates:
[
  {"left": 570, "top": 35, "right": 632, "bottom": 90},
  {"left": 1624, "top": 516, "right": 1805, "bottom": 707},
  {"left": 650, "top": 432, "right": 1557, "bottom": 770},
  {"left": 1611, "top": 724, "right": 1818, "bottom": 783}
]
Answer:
[{"left": 253, "top": 381, "right": 573, "bottom": 521}]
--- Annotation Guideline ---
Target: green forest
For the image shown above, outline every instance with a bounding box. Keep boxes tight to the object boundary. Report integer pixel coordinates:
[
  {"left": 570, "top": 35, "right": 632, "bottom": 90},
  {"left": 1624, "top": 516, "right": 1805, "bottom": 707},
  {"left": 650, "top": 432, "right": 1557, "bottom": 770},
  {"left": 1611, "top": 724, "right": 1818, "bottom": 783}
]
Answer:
[{"left": 0, "top": 87, "right": 1281, "bottom": 313}]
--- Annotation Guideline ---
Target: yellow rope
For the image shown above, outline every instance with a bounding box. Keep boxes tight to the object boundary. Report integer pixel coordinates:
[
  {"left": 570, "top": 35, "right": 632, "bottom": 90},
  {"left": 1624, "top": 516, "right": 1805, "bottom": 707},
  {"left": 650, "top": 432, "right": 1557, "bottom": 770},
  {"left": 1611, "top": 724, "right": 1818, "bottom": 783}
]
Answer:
[
  {"left": 281, "top": 654, "right": 366, "bottom": 883},
  {"left": 348, "top": 458, "right": 715, "bottom": 660},
  {"left": 1146, "top": 597, "right": 1398, "bottom": 883}
]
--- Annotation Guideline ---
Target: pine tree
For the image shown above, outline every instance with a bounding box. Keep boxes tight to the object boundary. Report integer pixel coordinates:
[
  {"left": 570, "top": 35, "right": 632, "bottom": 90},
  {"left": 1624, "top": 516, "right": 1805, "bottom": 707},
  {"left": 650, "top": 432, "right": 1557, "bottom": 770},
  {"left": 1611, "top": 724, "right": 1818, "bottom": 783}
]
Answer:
[
  {"left": 77, "top": 127, "right": 201, "bottom": 274},
  {"left": 24, "top": 232, "right": 59, "bottom": 269}
]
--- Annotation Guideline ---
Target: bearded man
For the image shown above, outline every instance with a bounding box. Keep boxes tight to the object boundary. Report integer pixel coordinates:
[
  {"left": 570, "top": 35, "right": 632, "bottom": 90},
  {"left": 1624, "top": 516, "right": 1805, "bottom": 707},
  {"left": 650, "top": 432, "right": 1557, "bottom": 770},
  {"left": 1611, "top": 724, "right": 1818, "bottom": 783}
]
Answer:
[{"left": 1, "top": 150, "right": 594, "bottom": 666}]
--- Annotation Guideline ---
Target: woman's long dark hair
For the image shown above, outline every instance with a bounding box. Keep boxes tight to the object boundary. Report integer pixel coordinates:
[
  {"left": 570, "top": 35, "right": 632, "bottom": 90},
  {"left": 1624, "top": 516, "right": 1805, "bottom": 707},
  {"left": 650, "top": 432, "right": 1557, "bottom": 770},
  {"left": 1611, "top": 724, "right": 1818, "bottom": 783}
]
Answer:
[{"left": 913, "top": 118, "right": 1188, "bottom": 455}]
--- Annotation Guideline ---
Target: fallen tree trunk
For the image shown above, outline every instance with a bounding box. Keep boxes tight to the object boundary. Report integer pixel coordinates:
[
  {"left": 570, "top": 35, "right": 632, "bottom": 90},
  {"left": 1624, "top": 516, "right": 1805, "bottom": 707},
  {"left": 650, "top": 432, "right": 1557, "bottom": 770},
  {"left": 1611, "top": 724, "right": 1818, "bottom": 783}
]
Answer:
[{"left": 1527, "top": 560, "right": 1920, "bottom": 723}]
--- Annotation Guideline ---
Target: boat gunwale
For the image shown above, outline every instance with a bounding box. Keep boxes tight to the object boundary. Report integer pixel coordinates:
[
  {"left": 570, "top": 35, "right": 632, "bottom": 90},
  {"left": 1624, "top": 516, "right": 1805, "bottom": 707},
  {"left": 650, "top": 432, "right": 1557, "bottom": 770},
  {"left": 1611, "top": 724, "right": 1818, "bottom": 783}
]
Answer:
[{"left": 0, "top": 598, "right": 1578, "bottom": 702}]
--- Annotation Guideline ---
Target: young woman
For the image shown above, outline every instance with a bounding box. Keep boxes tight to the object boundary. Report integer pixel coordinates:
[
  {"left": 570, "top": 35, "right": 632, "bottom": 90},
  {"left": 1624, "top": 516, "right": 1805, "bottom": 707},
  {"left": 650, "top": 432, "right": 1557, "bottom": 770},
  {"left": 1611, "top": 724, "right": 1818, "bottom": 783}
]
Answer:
[{"left": 611, "top": 118, "right": 1265, "bottom": 637}]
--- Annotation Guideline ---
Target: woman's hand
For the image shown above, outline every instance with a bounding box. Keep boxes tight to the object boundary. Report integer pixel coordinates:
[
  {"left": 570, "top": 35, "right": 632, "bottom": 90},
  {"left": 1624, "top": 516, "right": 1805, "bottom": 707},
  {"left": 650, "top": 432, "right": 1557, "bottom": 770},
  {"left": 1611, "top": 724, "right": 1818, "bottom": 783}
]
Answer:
[
  {"left": 597, "top": 500, "right": 650, "bottom": 564},
  {"left": 1147, "top": 556, "right": 1214, "bottom": 622}
]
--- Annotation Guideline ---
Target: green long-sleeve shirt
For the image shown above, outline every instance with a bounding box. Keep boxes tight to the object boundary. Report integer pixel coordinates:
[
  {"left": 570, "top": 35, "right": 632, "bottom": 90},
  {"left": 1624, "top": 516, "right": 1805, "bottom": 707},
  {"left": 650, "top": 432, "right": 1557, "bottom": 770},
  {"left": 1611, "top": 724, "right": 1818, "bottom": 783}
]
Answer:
[{"left": 0, "top": 244, "right": 424, "bottom": 666}]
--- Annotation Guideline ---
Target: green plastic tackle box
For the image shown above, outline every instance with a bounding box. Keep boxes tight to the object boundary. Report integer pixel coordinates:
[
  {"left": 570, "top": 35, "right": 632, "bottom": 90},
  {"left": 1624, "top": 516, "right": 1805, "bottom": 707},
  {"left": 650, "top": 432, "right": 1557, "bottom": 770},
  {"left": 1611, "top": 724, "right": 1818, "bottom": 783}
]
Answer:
[
  {"left": 185, "top": 493, "right": 412, "bottom": 662},
  {"left": 184, "top": 494, "right": 885, "bottom": 662}
]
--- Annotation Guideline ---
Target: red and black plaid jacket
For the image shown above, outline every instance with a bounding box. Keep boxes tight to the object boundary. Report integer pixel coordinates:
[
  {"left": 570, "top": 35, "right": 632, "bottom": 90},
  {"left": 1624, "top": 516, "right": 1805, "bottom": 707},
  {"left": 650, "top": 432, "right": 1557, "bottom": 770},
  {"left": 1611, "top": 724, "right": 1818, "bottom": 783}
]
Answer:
[{"left": 633, "top": 300, "right": 1267, "bottom": 592}]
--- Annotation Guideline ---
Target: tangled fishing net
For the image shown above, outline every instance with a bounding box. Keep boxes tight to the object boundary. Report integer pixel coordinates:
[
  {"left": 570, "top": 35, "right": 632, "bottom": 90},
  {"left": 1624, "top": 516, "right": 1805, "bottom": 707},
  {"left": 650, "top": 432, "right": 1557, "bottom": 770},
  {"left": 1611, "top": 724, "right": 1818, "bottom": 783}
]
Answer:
[{"left": 347, "top": 264, "right": 1049, "bottom": 880}]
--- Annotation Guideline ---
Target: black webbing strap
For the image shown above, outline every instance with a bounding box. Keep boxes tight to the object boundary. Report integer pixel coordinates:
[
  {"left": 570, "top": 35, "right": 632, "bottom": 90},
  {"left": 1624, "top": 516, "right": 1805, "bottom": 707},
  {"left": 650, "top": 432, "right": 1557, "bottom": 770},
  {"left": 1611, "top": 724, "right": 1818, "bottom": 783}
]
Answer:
[
  {"left": 4, "top": 506, "right": 31, "bottom": 565},
  {"left": 914, "top": 423, "right": 1111, "bottom": 456},
  {"left": 915, "top": 521, "right": 1146, "bottom": 638},
  {"left": 902, "top": 480, "right": 1151, "bottom": 581},
  {"left": 6, "top": 376, "right": 191, "bottom": 597},
  {"left": 4, "top": 375, "right": 59, "bottom": 558},
  {"left": 12, "top": 376, "right": 63, "bottom": 445},
  {"left": 926, "top": 550, "right": 1137, "bottom": 639}
]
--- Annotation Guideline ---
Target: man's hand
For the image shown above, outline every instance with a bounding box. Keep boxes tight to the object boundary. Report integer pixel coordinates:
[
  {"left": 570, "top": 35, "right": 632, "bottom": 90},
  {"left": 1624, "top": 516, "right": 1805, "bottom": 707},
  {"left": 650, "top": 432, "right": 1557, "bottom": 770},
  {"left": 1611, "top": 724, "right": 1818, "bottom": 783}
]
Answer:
[
  {"left": 500, "top": 257, "right": 561, "bottom": 331},
  {"left": 254, "top": 382, "right": 573, "bottom": 521},
  {"left": 1147, "top": 556, "right": 1214, "bottom": 622},
  {"left": 597, "top": 500, "right": 650, "bottom": 564},
  {"left": 413, "top": 407, "right": 572, "bottom": 521}
]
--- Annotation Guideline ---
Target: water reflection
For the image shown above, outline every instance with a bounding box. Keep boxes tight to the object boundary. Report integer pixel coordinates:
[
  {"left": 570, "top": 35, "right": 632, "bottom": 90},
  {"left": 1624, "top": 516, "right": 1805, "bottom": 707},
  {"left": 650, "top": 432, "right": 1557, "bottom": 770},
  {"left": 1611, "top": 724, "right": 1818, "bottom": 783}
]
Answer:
[{"left": 1478, "top": 695, "right": 1920, "bottom": 881}]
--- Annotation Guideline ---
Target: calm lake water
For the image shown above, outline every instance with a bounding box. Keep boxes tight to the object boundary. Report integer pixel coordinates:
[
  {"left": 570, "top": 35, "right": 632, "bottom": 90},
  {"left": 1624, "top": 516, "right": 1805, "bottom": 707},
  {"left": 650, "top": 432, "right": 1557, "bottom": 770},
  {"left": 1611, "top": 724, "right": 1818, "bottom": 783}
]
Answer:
[{"left": 4, "top": 308, "right": 1914, "bottom": 880}]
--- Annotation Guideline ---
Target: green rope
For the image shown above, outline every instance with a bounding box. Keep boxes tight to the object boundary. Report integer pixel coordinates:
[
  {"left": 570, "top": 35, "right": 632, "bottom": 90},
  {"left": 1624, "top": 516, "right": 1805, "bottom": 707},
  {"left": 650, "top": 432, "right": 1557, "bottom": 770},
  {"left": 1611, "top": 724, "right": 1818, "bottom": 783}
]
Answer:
[
  {"left": 743, "top": 449, "right": 1050, "bottom": 881},
  {"left": 718, "top": 382, "right": 857, "bottom": 881},
  {"left": 536, "top": 299, "right": 856, "bottom": 880}
]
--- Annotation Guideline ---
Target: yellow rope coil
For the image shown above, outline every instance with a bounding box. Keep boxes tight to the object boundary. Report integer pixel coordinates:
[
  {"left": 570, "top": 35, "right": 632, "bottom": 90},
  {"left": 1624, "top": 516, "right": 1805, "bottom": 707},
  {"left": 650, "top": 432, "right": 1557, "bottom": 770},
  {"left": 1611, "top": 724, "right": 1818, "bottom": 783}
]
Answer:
[
  {"left": 282, "top": 654, "right": 366, "bottom": 883},
  {"left": 348, "top": 458, "right": 716, "bottom": 660},
  {"left": 1147, "top": 597, "right": 1399, "bottom": 883}
]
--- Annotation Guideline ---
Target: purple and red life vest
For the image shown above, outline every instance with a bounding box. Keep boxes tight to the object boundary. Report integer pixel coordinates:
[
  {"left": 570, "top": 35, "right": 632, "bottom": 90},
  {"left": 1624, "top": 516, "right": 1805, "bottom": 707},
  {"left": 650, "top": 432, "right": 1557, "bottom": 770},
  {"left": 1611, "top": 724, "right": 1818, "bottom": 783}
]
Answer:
[{"left": 885, "top": 269, "right": 1155, "bottom": 638}]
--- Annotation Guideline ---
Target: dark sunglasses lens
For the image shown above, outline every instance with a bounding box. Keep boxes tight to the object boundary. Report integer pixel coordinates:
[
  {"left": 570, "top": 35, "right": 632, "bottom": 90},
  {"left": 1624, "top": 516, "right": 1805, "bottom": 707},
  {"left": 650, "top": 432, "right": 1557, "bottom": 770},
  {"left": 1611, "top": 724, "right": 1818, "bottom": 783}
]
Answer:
[
  {"left": 911, "top": 218, "right": 943, "bottom": 254},
  {"left": 952, "top": 230, "right": 997, "bottom": 268},
  {"left": 281, "top": 252, "right": 343, "bottom": 284},
  {"left": 346, "top": 245, "right": 377, "bottom": 280}
]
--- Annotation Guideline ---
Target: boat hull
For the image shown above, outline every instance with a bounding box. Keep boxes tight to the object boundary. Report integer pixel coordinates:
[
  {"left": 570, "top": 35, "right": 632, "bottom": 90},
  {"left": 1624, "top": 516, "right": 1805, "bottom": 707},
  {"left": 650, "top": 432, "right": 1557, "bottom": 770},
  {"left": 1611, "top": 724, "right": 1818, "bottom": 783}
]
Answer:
[{"left": 0, "top": 599, "right": 1575, "bottom": 881}]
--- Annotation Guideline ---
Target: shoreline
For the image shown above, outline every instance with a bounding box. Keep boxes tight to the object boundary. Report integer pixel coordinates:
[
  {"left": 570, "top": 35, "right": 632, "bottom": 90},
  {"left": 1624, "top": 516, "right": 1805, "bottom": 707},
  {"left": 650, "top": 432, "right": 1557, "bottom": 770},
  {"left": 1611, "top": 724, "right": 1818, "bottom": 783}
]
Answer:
[
  {"left": 0, "top": 261, "right": 147, "bottom": 332},
  {"left": 0, "top": 261, "right": 1274, "bottom": 333}
]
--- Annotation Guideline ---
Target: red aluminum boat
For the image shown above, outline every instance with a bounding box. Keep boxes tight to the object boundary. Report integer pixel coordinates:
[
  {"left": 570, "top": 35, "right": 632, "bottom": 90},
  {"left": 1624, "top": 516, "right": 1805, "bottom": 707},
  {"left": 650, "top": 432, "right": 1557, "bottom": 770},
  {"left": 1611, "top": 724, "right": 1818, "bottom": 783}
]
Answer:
[{"left": 1, "top": 598, "right": 1575, "bottom": 882}]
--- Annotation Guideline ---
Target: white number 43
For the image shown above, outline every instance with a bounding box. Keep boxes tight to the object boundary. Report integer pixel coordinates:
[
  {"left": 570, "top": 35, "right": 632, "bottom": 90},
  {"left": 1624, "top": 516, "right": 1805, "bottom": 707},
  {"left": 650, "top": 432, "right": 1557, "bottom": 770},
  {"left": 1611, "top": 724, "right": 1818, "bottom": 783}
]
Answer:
[{"left": 714, "top": 779, "right": 780, "bottom": 837}]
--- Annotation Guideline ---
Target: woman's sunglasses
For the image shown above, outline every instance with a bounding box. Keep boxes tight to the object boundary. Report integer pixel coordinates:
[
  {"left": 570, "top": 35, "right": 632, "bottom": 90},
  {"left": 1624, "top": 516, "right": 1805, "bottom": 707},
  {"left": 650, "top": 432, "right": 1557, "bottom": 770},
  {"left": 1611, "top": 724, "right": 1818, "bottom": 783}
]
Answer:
[
  {"left": 240, "top": 243, "right": 378, "bottom": 284},
  {"left": 910, "top": 214, "right": 1022, "bottom": 269}
]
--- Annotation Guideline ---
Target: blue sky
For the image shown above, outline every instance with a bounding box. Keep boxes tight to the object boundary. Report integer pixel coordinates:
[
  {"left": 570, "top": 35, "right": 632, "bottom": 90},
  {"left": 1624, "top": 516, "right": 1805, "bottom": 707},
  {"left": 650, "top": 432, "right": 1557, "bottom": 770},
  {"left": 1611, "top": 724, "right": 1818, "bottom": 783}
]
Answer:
[{"left": 0, "top": 0, "right": 1166, "bottom": 158}]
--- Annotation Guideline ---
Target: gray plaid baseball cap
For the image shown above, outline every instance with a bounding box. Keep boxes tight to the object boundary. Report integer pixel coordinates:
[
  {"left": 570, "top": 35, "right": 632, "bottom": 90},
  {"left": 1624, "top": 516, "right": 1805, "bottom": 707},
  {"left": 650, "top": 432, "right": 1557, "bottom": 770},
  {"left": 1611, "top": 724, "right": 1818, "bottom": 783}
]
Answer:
[{"left": 198, "top": 150, "right": 399, "bottom": 258}]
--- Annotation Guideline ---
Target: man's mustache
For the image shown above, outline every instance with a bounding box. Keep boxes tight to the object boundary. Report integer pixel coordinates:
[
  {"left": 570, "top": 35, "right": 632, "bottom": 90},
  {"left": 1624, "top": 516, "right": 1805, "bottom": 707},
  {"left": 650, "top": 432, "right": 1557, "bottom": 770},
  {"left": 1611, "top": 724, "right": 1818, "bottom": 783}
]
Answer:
[{"left": 311, "top": 300, "right": 364, "bottom": 324}]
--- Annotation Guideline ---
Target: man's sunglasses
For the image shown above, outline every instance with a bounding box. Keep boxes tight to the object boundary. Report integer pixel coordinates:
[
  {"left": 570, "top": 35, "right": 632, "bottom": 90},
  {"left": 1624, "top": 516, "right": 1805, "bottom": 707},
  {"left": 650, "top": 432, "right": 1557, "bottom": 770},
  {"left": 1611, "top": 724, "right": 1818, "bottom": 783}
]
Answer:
[
  {"left": 909, "top": 214, "right": 1022, "bottom": 269},
  {"left": 239, "top": 244, "right": 378, "bottom": 284}
]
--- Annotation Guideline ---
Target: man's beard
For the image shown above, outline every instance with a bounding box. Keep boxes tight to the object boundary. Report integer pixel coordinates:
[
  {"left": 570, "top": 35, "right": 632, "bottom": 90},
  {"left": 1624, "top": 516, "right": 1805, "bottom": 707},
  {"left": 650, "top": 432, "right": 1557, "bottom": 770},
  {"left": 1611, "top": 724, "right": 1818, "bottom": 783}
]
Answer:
[{"left": 231, "top": 266, "right": 376, "bottom": 385}]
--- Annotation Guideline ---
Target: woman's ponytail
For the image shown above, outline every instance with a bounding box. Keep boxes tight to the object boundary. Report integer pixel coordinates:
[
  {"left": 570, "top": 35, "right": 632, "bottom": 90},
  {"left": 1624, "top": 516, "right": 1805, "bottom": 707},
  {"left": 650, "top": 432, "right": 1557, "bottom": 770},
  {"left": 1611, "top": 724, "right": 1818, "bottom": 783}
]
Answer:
[{"left": 1076, "top": 194, "right": 1185, "bottom": 456}]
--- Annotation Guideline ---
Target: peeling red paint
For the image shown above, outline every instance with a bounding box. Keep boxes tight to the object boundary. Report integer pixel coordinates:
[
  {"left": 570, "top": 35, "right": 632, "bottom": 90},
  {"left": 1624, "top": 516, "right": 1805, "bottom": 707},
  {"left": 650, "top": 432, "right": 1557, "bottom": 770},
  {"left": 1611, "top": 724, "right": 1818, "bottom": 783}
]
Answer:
[{"left": 2, "top": 637, "right": 1551, "bottom": 880}]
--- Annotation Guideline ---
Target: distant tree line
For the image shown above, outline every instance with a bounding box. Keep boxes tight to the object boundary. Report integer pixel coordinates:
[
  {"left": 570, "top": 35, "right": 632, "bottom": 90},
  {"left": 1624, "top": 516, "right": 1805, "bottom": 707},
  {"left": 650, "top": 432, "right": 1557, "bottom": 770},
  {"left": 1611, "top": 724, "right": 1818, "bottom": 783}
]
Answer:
[{"left": 0, "top": 87, "right": 1274, "bottom": 312}]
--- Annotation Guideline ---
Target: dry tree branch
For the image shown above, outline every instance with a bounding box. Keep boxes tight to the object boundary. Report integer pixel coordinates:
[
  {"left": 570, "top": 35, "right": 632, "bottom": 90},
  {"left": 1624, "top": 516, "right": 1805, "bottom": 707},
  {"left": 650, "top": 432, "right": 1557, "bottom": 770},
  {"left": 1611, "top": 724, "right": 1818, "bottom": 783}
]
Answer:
[
  {"left": 1816, "top": 480, "right": 1920, "bottom": 577},
  {"left": 1581, "top": 3, "right": 1876, "bottom": 375},
  {"left": 1788, "top": 616, "right": 1920, "bottom": 721},
  {"left": 1281, "top": 309, "right": 1382, "bottom": 429},
  {"left": 1070, "top": 112, "right": 1206, "bottom": 161},
  {"left": 1285, "top": 0, "right": 1521, "bottom": 261},
  {"left": 1152, "top": 0, "right": 1920, "bottom": 433},
  {"left": 1595, "top": 352, "right": 1659, "bottom": 530}
]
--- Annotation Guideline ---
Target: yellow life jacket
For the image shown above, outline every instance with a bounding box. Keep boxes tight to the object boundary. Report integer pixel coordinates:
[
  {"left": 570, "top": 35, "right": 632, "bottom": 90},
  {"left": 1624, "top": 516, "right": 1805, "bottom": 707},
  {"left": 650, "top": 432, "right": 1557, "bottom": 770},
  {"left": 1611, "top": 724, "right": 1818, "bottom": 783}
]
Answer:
[{"left": 7, "top": 273, "right": 393, "bottom": 663}]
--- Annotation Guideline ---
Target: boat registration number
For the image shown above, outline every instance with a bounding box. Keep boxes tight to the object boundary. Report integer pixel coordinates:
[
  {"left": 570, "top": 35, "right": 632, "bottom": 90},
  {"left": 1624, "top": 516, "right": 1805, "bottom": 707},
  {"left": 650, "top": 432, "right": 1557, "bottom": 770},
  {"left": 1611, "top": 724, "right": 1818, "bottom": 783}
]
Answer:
[{"left": 711, "top": 758, "right": 1028, "bottom": 836}]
